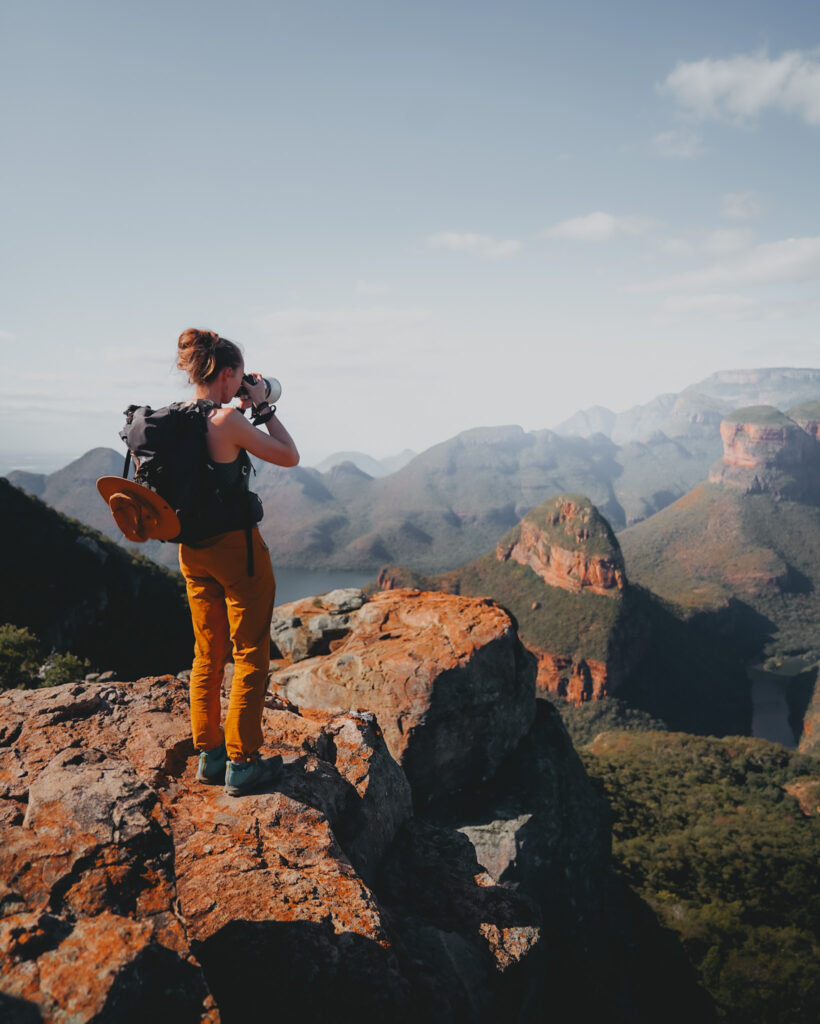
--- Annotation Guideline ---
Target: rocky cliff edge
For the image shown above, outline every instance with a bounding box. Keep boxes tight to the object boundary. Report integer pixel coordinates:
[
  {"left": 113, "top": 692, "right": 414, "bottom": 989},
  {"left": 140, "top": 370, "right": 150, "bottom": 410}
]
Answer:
[{"left": 0, "top": 589, "right": 713, "bottom": 1023}]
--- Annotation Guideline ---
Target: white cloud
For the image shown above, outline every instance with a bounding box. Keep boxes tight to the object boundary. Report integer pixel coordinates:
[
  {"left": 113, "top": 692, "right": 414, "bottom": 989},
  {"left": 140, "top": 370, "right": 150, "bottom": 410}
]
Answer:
[
  {"left": 0, "top": 330, "right": 16, "bottom": 342},
  {"left": 660, "top": 49, "right": 820, "bottom": 124},
  {"left": 356, "top": 280, "right": 388, "bottom": 295},
  {"left": 426, "top": 232, "right": 521, "bottom": 258},
  {"left": 702, "top": 228, "right": 754, "bottom": 255},
  {"left": 90, "top": 346, "right": 172, "bottom": 366},
  {"left": 252, "top": 306, "right": 431, "bottom": 350},
  {"left": 544, "top": 211, "right": 656, "bottom": 241},
  {"left": 634, "top": 235, "right": 820, "bottom": 292},
  {"left": 652, "top": 128, "right": 705, "bottom": 159},
  {"left": 659, "top": 227, "right": 753, "bottom": 258},
  {"left": 662, "top": 293, "right": 760, "bottom": 317},
  {"left": 721, "top": 190, "right": 762, "bottom": 221}
]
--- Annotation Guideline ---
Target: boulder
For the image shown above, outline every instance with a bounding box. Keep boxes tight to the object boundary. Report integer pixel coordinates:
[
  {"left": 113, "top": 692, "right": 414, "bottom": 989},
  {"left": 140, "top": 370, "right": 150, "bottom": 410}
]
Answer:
[{"left": 269, "top": 589, "right": 536, "bottom": 804}]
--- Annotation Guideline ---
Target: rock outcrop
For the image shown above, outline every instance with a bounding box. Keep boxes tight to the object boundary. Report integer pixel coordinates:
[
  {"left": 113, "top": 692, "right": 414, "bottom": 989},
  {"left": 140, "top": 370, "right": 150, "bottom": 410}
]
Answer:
[
  {"left": 799, "top": 675, "right": 820, "bottom": 757},
  {"left": 496, "top": 496, "right": 626, "bottom": 596},
  {"left": 0, "top": 675, "right": 543, "bottom": 1022},
  {"left": 268, "top": 588, "right": 536, "bottom": 804},
  {"left": 708, "top": 406, "right": 820, "bottom": 503},
  {"left": 533, "top": 650, "right": 611, "bottom": 703},
  {"left": 0, "top": 587, "right": 717, "bottom": 1022},
  {"left": 492, "top": 496, "right": 628, "bottom": 702}
]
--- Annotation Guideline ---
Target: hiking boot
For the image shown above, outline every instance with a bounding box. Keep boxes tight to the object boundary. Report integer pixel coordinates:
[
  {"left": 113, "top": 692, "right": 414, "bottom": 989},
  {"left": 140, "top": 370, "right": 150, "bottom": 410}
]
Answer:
[
  {"left": 224, "top": 755, "right": 283, "bottom": 797},
  {"left": 196, "top": 743, "right": 227, "bottom": 784}
]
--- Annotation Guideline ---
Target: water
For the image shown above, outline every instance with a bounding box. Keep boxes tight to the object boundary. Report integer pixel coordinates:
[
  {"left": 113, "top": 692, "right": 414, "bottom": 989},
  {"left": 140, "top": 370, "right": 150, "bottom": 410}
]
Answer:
[
  {"left": 748, "top": 666, "right": 796, "bottom": 748},
  {"left": 273, "top": 568, "right": 377, "bottom": 607}
]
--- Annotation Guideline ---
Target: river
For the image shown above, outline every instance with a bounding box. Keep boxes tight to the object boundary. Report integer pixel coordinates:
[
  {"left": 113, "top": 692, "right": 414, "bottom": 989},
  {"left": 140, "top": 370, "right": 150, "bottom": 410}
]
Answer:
[
  {"left": 273, "top": 568, "right": 377, "bottom": 608},
  {"left": 748, "top": 666, "right": 796, "bottom": 749}
]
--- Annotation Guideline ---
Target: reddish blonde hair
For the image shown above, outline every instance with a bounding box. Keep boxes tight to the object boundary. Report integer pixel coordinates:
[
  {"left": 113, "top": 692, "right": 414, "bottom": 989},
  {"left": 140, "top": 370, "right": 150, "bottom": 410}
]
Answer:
[{"left": 177, "top": 328, "right": 243, "bottom": 384}]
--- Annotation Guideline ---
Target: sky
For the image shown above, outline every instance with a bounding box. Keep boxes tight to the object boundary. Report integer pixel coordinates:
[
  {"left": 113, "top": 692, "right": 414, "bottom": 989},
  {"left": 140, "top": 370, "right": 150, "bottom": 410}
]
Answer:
[{"left": 2, "top": 0, "right": 819, "bottom": 472}]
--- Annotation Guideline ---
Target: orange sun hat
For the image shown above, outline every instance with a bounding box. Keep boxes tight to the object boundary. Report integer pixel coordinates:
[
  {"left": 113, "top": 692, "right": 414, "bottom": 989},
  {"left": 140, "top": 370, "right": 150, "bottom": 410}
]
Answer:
[{"left": 96, "top": 477, "right": 181, "bottom": 543}]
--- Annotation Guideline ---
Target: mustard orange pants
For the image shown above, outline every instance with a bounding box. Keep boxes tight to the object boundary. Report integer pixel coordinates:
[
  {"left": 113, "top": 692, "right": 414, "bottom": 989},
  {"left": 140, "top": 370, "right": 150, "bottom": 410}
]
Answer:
[{"left": 178, "top": 528, "right": 275, "bottom": 763}]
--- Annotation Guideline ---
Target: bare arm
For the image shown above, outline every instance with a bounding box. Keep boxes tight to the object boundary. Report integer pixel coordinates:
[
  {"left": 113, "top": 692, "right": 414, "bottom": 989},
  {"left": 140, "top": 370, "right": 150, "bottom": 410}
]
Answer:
[{"left": 221, "top": 408, "right": 300, "bottom": 467}]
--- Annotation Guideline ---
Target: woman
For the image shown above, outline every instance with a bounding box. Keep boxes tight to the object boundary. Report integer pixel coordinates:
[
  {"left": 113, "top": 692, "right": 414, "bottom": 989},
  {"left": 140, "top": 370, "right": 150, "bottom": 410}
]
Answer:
[{"left": 176, "top": 328, "right": 299, "bottom": 796}]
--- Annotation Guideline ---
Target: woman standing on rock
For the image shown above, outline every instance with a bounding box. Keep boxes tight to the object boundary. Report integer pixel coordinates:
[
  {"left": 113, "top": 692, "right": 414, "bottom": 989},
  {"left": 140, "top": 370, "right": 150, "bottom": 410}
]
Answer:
[{"left": 176, "top": 328, "right": 299, "bottom": 796}]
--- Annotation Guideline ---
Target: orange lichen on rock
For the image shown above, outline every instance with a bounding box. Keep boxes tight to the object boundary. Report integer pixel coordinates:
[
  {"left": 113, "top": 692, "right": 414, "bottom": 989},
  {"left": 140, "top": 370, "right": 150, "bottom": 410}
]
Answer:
[{"left": 269, "top": 589, "right": 535, "bottom": 802}]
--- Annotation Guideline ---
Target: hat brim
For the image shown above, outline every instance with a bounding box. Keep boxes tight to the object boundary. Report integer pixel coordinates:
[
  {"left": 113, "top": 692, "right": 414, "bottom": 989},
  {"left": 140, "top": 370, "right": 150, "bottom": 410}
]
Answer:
[{"left": 96, "top": 477, "right": 181, "bottom": 542}]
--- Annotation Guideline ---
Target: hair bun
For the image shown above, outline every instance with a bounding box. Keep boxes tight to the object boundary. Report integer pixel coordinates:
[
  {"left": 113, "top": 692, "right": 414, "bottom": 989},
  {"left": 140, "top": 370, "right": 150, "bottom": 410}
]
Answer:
[{"left": 177, "top": 328, "right": 242, "bottom": 385}]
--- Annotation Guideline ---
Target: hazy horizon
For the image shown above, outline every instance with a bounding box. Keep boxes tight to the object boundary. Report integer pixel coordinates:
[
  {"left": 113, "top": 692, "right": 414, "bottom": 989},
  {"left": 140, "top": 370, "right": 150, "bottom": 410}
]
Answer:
[
  {"left": 3, "top": 1, "right": 820, "bottom": 467},
  {"left": 2, "top": 360, "right": 817, "bottom": 478}
]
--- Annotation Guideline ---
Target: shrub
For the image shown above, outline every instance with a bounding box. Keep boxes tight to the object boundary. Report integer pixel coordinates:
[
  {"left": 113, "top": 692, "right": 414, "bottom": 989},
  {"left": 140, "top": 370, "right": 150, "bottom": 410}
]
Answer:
[
  {"left": 39, "top": 651, "right": 89, "bottom": 687},
  {"left": 0, "top": 623, "right": 41, "bottom": 690},
  {"left": 0, "top": 623, "right": 89, "bottom": 690}
]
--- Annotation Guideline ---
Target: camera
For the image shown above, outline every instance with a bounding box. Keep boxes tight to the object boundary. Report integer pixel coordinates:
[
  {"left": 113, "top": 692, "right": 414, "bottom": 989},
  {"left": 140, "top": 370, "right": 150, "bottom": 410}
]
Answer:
[{"left": 236, "top": 374, "right": 282, "bottom": 404}]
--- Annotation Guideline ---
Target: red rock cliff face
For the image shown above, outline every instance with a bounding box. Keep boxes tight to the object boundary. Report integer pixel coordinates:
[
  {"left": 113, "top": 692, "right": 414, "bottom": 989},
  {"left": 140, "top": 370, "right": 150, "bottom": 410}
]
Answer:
[
  {"left": 709, "top": 413, "right": 820, "bottom": 501},
  {"left": 496, "top": 516, "right": 626, "bottom": 596},
  {"left": 715, "top": 419, "right": 814, "bottom": 469},
  {"left": 534, "top": 651, "right": 612, "bottom": 703}
]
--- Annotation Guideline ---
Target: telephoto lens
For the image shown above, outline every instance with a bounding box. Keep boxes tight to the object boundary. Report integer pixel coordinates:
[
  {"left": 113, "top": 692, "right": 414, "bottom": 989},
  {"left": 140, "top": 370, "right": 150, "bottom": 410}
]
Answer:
[{"left": 237, "top": 374, "right": 282, "bottom": 403}]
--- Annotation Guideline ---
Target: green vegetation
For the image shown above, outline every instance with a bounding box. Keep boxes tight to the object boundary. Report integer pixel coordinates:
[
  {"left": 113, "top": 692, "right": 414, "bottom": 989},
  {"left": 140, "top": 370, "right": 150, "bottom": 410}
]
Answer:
[
  {"left": 0, "top": 623, "right": 88, "bottom": 690},
  {"left": 555, "top": 696, "right": 667, "bottom": 747},
  {"left": 0, "top": 624, "right": 42, "bottom": 689},
  {"left": 578, "top": 730, "right": 820, "bottom": 1023},
  {"left": 455, "top": 552, "right": 620, "bottom": 661},
  {"left": 728, "top": 405, "right": 795, "bottom": 426},
  {"left": 787, "top": 400, "right": 820, "bottom": 421},
  {"left": 620, "top": 485, "right": 820, "bottom": 663}
]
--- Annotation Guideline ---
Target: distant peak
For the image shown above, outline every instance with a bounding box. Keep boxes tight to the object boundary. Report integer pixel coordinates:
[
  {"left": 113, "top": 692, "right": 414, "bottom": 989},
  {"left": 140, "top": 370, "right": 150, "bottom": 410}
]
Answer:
[{"left": 709, "top": 405, "right": 820, "bottom": 502}]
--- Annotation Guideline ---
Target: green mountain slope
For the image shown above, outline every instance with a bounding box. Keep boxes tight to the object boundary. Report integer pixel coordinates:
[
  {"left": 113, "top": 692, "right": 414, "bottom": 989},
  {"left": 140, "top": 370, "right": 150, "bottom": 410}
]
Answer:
[
  {"left": 619, "top": 484, "right": 820, "bottom": 664},
  {"left": 0, "top": 479, "right": 192, "bottom": 678}
]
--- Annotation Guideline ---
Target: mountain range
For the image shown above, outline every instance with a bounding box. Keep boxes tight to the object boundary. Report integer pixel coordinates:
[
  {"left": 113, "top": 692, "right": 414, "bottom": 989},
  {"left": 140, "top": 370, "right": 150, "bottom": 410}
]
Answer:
[
  {"left": 6, "top": 367, "right": 820, "bottom": 573},
  {"left": 379, "top": 400, "right": 820, "bottom": 746}
]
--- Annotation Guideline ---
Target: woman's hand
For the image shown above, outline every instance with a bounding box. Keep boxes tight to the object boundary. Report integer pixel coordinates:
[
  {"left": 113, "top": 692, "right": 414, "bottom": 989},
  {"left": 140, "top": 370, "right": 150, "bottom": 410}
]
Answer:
[{"left": 243, "top": 373, "right": 269, "bottom": 410}]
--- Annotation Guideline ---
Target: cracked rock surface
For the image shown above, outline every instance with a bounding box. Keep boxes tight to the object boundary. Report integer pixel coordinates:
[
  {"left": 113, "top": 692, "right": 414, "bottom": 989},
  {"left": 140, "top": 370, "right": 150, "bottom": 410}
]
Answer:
[
  {"left": 270, "top": 588, "right": 536, "bottom": 804},
  {"left": 0, "top": 671, "right": 540, "bottom": 1023}
]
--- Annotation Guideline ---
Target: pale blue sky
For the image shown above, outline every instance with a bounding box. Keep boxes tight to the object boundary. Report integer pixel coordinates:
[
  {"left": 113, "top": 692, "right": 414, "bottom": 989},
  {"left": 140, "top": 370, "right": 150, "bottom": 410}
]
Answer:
[{"left": 2, "top": 0, "right": 819, "bottom": 470}]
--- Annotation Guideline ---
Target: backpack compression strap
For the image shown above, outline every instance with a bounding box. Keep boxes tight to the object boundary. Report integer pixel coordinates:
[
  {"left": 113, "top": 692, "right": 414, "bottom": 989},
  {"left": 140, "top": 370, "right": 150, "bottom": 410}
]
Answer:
[{"left": 245, "top": 522, "right": 254, "bottom": 577}]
